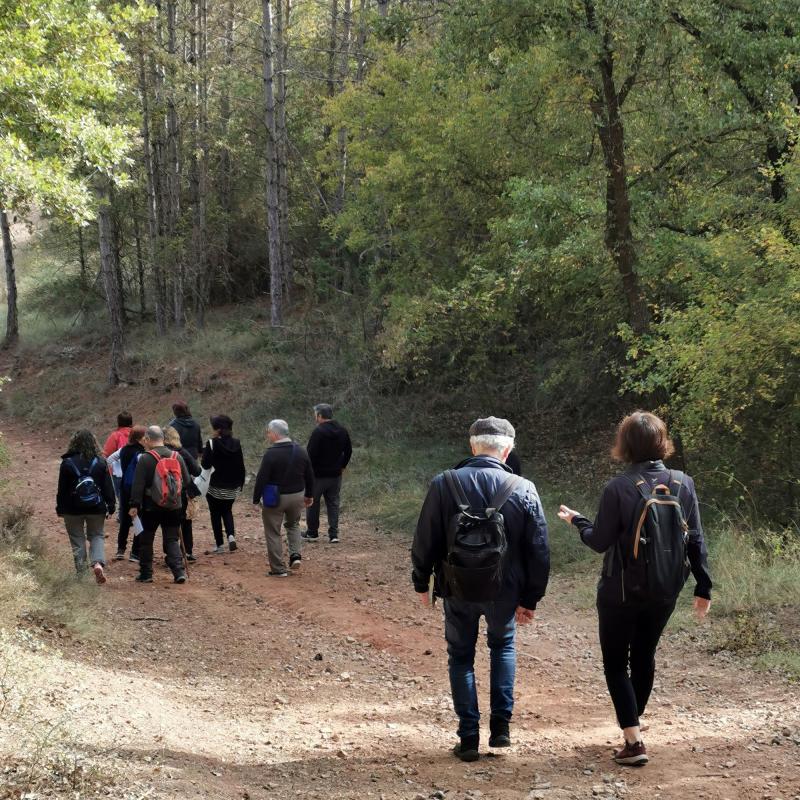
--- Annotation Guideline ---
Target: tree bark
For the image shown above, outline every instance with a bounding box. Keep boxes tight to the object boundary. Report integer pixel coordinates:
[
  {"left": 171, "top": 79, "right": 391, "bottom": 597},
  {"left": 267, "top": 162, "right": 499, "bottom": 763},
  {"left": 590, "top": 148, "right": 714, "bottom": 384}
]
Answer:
[
  {"left": 263, "top": 0, "right": 283, "bottom": 326},
  {"left": 585, "top": 3, "right": 649, "bottom": 334},
  {"left": 334, "top": 0, "right": 352, "bottom": 215},
  {"left": 1, "top": 210, "right": 19, "bottom": 347},
  {"left": 133, "top": 208, "right": 146, "bottom": 315},
  {"left": 97, "top": 186, "right": 125, "bottom": 387},
  {"left": 377, "top": 0, "right": 389, "bottom": 18},
  {"left": 77, "top": 224, "right": 87, "bottom": 285},
  {"left": 275, "top": 0, "right": 294, "bottom": 297},
  {"left": 217, "top": 0, "right": 235, "bottom": 305}
]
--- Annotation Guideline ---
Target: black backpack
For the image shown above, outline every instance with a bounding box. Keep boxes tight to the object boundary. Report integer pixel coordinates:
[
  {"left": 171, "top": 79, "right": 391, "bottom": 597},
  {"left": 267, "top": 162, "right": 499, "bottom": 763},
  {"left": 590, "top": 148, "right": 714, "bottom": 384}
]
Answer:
[
  {"left": 442, "top": 469, "right": 522, "bottom": 602},
  {"left": 614, "top": 470, "right": 691, "bottom": 603},
  {"left": 68, "top": 457, "right": 104, "bottom": 511}
]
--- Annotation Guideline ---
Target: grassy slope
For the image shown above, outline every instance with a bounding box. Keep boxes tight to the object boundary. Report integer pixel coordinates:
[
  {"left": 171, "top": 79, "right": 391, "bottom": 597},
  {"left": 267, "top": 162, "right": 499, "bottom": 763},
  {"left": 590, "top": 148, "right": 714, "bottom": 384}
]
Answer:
[{"left": 2, "top": 232, "right": 799, "bottom": 675}]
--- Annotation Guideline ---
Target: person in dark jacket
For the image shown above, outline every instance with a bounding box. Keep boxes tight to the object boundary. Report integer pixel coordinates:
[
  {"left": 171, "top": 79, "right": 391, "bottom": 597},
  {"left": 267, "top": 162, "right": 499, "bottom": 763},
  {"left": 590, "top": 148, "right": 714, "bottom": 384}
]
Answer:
[
  {"left": 56, "top": 429, "right": 116, "bottom": 583},
  {"left": 558, "top": 410, "right": 712, "bottom": 767},
  {"left": 165, "top": 425, "right": 202, "bottom": 561},
  {"left": 167, "top": 401, "right": 203, "bottom": 458},
  {"left": 108, "top": 425, "right": 147, "bottom": 561},
  {"left": 303, "top": 403, "right": 352, "bottom": 543},
  {"left": 129, "top": 426, "right": 189, "bottom": 584},
  {"left": 412, "top": 417, "right": 550, "bottom": 762},
  {"left": 201, "top": 414, "right": 246, "bottom": 553},
  {"left": 252, "top": 419, "right": 315, "bottom": 576}
]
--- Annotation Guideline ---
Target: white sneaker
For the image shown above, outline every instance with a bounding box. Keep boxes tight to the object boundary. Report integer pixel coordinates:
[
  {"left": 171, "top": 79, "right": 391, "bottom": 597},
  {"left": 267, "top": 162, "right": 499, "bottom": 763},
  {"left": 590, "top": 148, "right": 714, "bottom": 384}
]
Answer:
[{"left": 212, "top": 545, "right": 226, "bottom": 554}]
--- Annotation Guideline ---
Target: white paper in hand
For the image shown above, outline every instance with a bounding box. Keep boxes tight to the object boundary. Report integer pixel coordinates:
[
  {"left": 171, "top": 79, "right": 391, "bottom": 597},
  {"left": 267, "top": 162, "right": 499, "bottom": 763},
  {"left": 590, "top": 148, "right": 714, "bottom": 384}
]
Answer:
[{"left": 132, "top": 515, "right": 144, "bottom": 536}]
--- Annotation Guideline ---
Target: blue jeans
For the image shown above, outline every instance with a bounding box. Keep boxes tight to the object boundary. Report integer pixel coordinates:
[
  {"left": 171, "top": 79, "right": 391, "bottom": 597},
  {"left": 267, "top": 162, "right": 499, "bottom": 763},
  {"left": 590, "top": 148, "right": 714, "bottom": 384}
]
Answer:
[{"left": 444, "top": 598, "right": 517, "bottom": 739}]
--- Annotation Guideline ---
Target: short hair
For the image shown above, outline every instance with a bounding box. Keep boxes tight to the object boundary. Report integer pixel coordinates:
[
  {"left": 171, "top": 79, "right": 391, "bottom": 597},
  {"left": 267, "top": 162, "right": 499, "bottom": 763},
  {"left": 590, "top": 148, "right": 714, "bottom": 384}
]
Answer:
[
  {"left": 611, "top": 411, "right": 674, "bottom": 463},
  {"left": 117, "top": 411, "right": 133, "bottom": 428},
  {"left": 268, "top": 419, "right": 290, "bottom": 437},
  {"left": 128, "top": 425, "right": 147, "bottom": 444},
  {"left": 163, "top": 425, "right": 182, "bottom": 449},
  {"left": 470, "top": 434, "right": 514, "bottom": 455},
  {"left": 145, "top": 425, "right": 164, "bottom": 442},
  {"left": 314, "top": 403, "right": 333, "bottom": 420},
  {"left": 210, "top": 414, "right": 233, "bottom": 433},
  {"left": 67, "top": 429, "right": 101, "bottom": 461},
  {"left": 172, "top": 401, "right": 190, "bottom": 417}
]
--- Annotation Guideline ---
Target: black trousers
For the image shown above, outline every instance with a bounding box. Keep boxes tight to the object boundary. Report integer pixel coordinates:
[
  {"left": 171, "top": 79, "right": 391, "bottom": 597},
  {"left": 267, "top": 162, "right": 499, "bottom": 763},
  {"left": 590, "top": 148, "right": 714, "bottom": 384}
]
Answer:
[
  {"left": 597, "top": 600, "right": 676, "bottom": 729},
  {"left": 206, "top": 494, "right": 235, "bottom": 546},
  {"left": 139, "top": 508, "right": 184, "bottom": 579}
]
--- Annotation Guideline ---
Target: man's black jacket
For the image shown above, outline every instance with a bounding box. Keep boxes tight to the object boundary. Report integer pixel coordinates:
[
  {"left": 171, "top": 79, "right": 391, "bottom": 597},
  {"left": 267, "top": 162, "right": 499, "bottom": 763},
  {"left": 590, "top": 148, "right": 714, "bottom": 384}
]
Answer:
[
  {"left": 411, "top": 455, "right": 550, "bottom": 609},
  {"left": 252, "top": 440, "right": 315, "bottom": 502},
  {"left": 307, "top": 421, "right": 352, "bottom": 478},
  {"left": 571, "top": 459, "right": 712, "bottom": 605}
]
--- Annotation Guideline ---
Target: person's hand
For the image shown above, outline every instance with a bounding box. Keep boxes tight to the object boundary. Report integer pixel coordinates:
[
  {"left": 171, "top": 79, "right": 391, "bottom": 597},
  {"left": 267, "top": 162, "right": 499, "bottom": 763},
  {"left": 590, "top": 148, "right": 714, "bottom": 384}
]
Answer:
[
  {"left": 129, "top": 507, "right": 138, "bottom": 518},
  {"left": 515, "top": 607, "right": 535, "bottom": 624},
  {"left": 557, "top": 505, "right": 580, "bottom": 525},
  {"left": 694, "top": 597, "right": 711, "bottom": 621},
  {"left": 304, "top": 497, "right": 314, "bottom": 507},
  {"left": 418, "top": 591, "right": 430, "bottom": 607}
]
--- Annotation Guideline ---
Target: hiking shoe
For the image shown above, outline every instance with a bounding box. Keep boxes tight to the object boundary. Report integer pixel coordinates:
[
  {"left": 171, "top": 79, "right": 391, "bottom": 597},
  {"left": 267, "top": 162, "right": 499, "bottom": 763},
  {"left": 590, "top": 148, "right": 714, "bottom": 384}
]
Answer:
[
  {"left": 268, "top": 570, "right": 289, "bottom": 578},
  {"left": 212, "top": 545, "right": 226, "bottom": 554},
  {"left": 174, "top": 573, "right": 187, "bottom": 584},
  {"left": 228, "top": 536, "right": 238, "bottom": 552},
  {"left": 329, "top": 535, "right": 340, "bottom": 544},
  {"left": 289, "top": 554, "right": 301, "bottom": 570},
  {"left": 301, "top": 532, "right": 319, "bottom": 541},
  {"left": 614, "top": 739, "right": 648, "bottom": 766},
  {"left": 93, "top": 563, "right": 107, "bottom": 585},
  {"left": 453, "top": 736, "right": 480, "bottom": 762},
  {"left": 113, "top": 550, "right": 125, "bottom": 561},
  {"left": 128, "top": 554, "right": 140, "bottom": 563},
  {"left": 135, "top": 574, "right": 154, "bottom": 583},
  {"left": 489, "top": 718, "right": 511, "bottom": 748},
  {"left": 186, "top": 553, "right": 197, "bottom": 563}
]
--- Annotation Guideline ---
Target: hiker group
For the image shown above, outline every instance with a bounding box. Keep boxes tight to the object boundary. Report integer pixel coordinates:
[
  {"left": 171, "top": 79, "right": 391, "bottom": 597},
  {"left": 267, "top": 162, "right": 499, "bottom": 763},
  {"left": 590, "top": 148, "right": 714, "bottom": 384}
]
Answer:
[
  {"left": 55, "top": 402, "right": 352, "bottom": 585},
  {"left": 55, "top": 407, "right": 711, "bottom": 768}
]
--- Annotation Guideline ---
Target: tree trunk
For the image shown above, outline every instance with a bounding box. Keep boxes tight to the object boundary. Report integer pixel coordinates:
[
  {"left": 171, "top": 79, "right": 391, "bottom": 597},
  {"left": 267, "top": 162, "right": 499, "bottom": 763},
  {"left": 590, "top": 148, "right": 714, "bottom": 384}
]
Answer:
[
  {"left": 1, "top": 210, "right": 19, "bottom": 347},
  {"left": 355, "top": 0, "right": 369, "bottom": 83},
  {"left": 216, "top": 0, "right": 235, "bottom": 309},
  {"left": 324, "top": 0, "right": 339, "bottom": 144},
  {"left": 138, "top": 32, "right": 167, "bottom": 334},
  {"left": 275, "top": 0, "right": 293, "bottom": 297},
  {"left": 334, "top": 0, "right": 352, "bottom": 215},
  {"left": 377, "top": 0, "right": 389, "bottom": 18},
  {"left": 133, "top": 209, "right": 146, "bottom": 314},
  {"left": 263, "top": 0, "right": 283, "bottom": 326},
  {"left": 97, "top": 186, "right": 125, "bottom": 387},
  {"left": 77, "top": 224, "right": 87, "bottom": 285}
]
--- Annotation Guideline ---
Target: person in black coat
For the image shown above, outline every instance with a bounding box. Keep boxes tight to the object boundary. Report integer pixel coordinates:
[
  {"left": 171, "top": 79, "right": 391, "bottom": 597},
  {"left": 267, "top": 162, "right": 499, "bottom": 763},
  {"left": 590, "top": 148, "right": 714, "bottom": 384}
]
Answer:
[
  {"left": 201, "top": 414, "right": 246, "bottom": 553},
  {"left": 165, "top": 424, "right": 202, "bottom": 560},
  {"left": 108, "top": 426, "right": 147, "bottom": 561},
  {"left": 167, "top": 401, "right": 203, "bottom": 458},
  {"left": 56, "top": 429, "right": 116, "bottom": 583},
  {"left": 558, "top": 411, "right": 712, "bottom": 767}
]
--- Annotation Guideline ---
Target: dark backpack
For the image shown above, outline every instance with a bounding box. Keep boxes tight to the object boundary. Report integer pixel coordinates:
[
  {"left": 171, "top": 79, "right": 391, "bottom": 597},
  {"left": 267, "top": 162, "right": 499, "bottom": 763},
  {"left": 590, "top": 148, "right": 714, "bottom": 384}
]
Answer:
[
  {"left": 441, "top": 469, "right": 522, "bottom": 602},
  {"left": 614, "top": 470, "right": 691, "bottom": 603},
  {"left": 122, "top": 450, "right": 142, "bottom": 492},
  {"left": 68, "top": 457, "right": 104, "bottom": 511}
]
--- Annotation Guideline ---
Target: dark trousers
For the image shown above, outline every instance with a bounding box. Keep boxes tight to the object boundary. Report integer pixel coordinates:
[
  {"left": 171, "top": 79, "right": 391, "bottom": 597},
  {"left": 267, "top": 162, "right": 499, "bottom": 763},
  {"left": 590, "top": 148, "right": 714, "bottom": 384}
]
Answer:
[
  {"left": 181, "top": 517, "right": 193, "bottom": 554},
  {"left": 138, "top": 508, "right": 184, "bottom": 579},
  {"left": 597, "top": 600, "right": 676, "bottom": 729},
  {"left": 305, "top": 475, "right": 341, "bottom": 538},
  {"left": 444, "top": 598, "right": 517, "bottom": 739},
  {"left": 206, "top": 494, "right": 236, "bottom": 546}
]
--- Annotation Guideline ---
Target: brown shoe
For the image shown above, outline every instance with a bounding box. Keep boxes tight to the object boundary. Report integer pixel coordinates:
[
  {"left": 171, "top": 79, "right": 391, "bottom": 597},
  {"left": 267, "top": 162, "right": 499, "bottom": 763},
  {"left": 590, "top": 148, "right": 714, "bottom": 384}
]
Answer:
[
  {"left": 614, "top": 739, "right": 648, "bottom": 766},
  {"left": 92, "top": 563, "right": 107, "bottom": 585}
]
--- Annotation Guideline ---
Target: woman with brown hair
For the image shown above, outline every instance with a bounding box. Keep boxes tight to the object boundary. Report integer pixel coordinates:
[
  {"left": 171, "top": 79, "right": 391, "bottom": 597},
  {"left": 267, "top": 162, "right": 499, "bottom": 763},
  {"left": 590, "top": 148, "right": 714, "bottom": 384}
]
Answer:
[{"left": 558, "top": 411, "right": 712, "bottom": 767}]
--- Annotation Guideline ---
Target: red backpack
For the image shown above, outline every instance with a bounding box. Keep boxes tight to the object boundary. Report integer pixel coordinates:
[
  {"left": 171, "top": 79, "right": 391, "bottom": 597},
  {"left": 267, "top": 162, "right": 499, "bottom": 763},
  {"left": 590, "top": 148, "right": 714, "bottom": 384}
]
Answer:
[{"left": 149, "top": 451, "right": 183, "bottom": 510}]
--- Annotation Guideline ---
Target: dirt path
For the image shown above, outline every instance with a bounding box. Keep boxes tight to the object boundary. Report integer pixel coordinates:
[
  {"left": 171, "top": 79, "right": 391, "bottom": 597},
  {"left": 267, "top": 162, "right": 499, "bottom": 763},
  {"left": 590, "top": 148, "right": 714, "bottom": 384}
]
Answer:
[{"left": 3, "top": 422, "right": 800, "bottom": 800}]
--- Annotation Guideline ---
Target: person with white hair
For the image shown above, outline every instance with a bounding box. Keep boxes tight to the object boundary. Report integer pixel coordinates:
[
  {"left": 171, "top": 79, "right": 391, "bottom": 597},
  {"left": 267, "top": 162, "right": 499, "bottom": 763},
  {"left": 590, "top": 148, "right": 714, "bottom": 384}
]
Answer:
[
  {"left": 411, "top": 416, "right": 550, "bottom": 762},
  {"left": 252, "top": 419, "right": 315, "bottom": 577}
]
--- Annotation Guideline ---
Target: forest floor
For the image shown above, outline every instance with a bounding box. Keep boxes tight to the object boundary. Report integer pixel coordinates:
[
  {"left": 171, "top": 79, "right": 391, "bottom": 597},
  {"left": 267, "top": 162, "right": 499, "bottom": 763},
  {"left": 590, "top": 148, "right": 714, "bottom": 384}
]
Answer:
[{"left": 1, "top": 421, "right": 799, "bottom": 800}]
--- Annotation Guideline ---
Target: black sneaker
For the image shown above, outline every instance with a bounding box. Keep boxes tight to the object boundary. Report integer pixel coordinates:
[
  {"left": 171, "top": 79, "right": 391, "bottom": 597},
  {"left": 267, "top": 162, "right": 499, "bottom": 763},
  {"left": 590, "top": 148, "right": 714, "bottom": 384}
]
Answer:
[
  {"left": 135, "top": 574, "right": 154, "bottom": 583},
  {"left": 453, "top": 736, "right": 480, "bottom": 762},
  {"left": 489, "top": 717, "right": 511, "bottom": 748},
  {"left": 301, "top": 532, "right": 319, "bottom": 541},
  {"left": 289, "top": 554, "right": 301, "bottom": 570},
  {"left": 185, "top": 553, "right": 197, "bottom": 563},
  {"left": 268, "top": 570, "right": 289, "bottom": 578},
  {"left": 228, "top": 536, "right": 237, "bottom": 552},
  {"left": 329, "top": 535, "right": 340, "bottom": 544},
  {"left": 174, "top": 573, "right": 187, "bottom": 584},
  {"left": 129, "top": 553, "right": 140, "bottom": 563},
  {"left": 113, "top": 550, "right": 125, "bottom": 561}
]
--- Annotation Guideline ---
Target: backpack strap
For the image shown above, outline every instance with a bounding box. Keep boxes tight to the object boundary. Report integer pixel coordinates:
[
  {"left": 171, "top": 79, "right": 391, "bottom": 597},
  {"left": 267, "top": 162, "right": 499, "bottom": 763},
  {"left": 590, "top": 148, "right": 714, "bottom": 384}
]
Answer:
[
  {"left": 623, "top": 473, "right": 652, "bottom": 500},
  {"left": 669, "top": 469, "right": 685, "bottom": 499},
  {"left": 487, "top": 474, "right": 523, "bottom": 514},
  {"left": 443, "top": 469, "right": 470, "bottom": 512}
]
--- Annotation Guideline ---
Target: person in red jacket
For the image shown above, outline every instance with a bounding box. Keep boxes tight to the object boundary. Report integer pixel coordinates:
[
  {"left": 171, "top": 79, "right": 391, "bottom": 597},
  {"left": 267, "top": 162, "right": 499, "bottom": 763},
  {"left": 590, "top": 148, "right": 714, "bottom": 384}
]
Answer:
[{"left": 103, "top": 412, "right": 133, "bottom": 521}]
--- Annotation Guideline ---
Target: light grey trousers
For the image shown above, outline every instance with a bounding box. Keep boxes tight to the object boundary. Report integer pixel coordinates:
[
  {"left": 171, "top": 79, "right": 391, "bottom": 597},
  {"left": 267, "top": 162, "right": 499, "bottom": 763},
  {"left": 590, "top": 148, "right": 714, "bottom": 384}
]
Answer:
[
  {"left": 261, "top": 491, "right": 304, "bottom": 572},
  {"left": 63, "top": 514, "right": 106, "bottom": 571}
]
